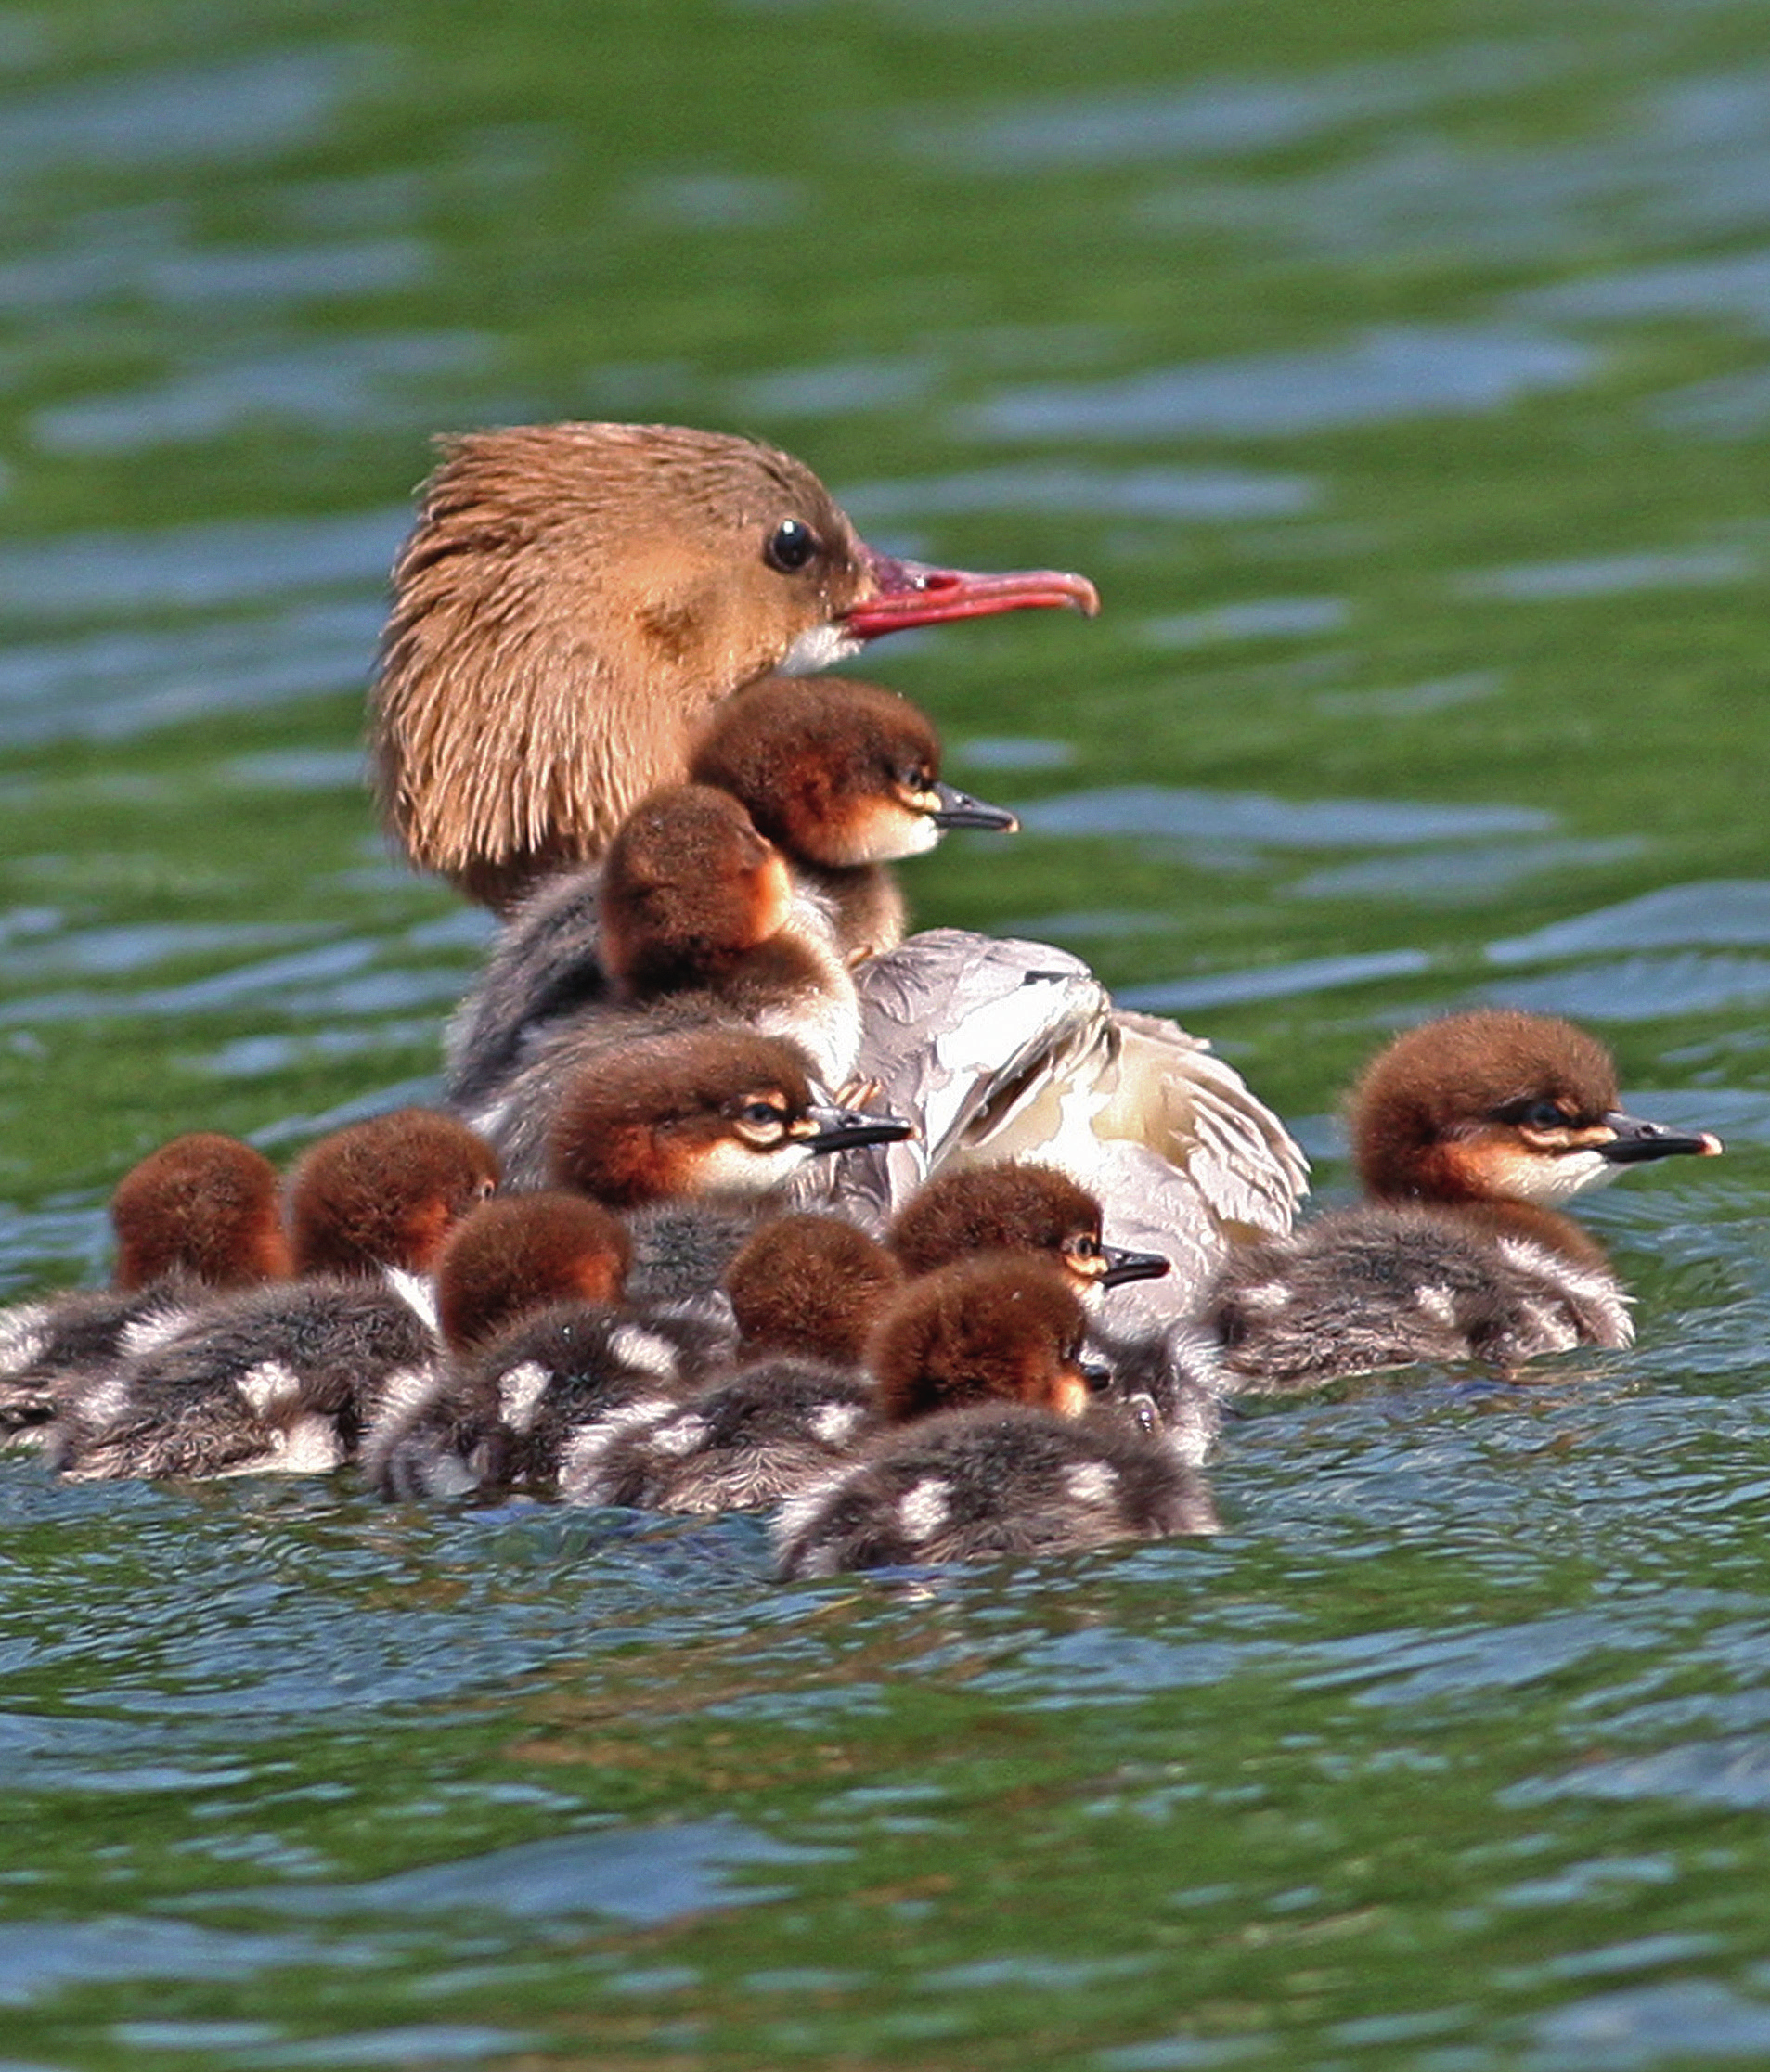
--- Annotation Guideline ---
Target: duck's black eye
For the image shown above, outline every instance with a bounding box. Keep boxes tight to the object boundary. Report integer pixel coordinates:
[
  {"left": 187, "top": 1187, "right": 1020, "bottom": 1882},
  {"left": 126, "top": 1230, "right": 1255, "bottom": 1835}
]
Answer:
[
  {"left": 742, "top": 1100, "right": 782, "bottom": 1127},
  {"left": 1505, "top": 1098, "right": 1571, "bottom": 1129},
  {"left": 765, "top": 519, "right": 819, "bottom": 573},
  {"left": 900, "top": 765, "right": 935, "bottom": 794},
  {"left": 1067, "top": 1233, "right": 1100, "bottom": 1258}
]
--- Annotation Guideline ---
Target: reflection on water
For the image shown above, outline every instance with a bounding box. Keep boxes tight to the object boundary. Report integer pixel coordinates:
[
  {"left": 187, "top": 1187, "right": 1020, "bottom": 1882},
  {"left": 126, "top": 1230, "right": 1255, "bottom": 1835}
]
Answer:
[
  {"left": 965, "top": 327, "right": 1596, "bottom": 440},
  {"left": 1018, "top": 784, "right": 1551, "bottom": 846}
]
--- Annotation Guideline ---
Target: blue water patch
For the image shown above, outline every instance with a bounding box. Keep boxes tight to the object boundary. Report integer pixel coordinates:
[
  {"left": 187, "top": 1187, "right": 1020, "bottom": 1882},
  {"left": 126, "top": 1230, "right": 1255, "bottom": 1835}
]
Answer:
[
  {"left": 1488, "top": 883, "right": 1770, "bottom": 963},
  {"left": 1292, "top": 837, "right": 1644, "bottom": 904},
  {"left": 1474, "top": 954, "right": 1770, "bottom": 1021},
  {"left": 204, "top": 1820, "right": 834, "bottom": 1929},
  {"left": 1121, "top": 948, "right": 1431, "bottom": 1013},
  {"left": 1145, "top": 596, "right": 1348, "bottom": 647},
  {"left": 1017, "top": 785, "right": 1550, "bottom": 847},
  {"left": 841, "top": 462, "right": 1318, "bottom": 523},
  {"left": 0, "top": 1915, "right": 322, "bottom": 2008},
  {"left": 963, "top": 327, "right": 1596, "bottom": 441},
  {"left": 1512, "top": 246, "right": 1770, "bottom": 328},
  {"left": 950, "top": 736, "right": 1075, "bottom": 771},
  {"left": 1456, "top": 546, "right": 1754, "bottom": 600}
]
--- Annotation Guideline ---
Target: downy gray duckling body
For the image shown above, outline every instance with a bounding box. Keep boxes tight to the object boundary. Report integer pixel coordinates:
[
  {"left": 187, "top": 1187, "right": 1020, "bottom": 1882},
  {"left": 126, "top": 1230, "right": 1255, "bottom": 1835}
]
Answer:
[
  {"left": 1203, "top": 1009, "right": 1723, "bottom": 1392},
  {"left": 49, "top": 1111, "right": 498, "bottom": 1482}
]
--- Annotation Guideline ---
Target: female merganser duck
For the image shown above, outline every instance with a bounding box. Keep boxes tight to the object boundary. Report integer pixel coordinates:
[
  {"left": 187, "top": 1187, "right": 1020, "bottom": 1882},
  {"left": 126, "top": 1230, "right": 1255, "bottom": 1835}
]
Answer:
[
  {"left": 373, "top": 420, "right": 1094, "bottom": 911},
  {"left": 363, "top": 1190, "right": 715, "bottom": 1500},
  {"left": 48, "top": 1109, "right": 498, "bottom": 1481},
  {"left": 1202, "top": 1009, "right": 1724, "bottom": 1392},
  {"left": 537, "top": 1030, "right": 911, "bottom": 1324},
  {"left": 444, "top": 674, "right": 1015, "bottom": 1114},
  {"left": 465, "top": 783, "right": 865, "bottom": 1175},
  {"left": 0, "top": 1132, "right": 291, "bottom": 1440},
  {"left": 560, "top": 1213, "right": 900, "bottom": 1514},
  {"left": 773, "top": 1257, "right": 1218, "bottom": 1576}
]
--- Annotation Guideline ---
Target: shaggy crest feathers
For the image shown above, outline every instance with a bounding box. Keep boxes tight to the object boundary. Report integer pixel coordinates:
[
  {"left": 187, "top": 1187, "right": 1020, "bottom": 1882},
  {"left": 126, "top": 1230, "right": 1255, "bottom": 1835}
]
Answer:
[
  {"left": 435, "top": 1192, "right": 632, "bottom": 1351},
  {"left": 110, "top": 1133, "right": 291, "bottom": 1292},
  {"left": 372, "top": 423, "right": 872, "bottom": 909},
  {"left": 867, "top": 1257, "right": 1093, "bottom": 1423},
  {"left": 888, "top": 1163, "right": 1103, "bottom": 1278},
  {"left": 287, "top": 1109, "right": 499, "bottom": 1278},
  {"left": 1350, "top": 1010, "right": 1617, "bottom": 1204},
  {"left": 725, "top": 1213, "right": 903, "bottom": 1365}
]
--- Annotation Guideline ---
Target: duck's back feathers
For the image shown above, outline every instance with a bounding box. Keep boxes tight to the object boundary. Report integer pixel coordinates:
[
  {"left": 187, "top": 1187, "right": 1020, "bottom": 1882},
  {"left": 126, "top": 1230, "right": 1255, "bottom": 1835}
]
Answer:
[
  {"left": 773, "top": 1403, "right": 1219, "bottom": 1577},
  {"left": 1204, "top": 1203, "right": 1633, "bottom": 1394}
]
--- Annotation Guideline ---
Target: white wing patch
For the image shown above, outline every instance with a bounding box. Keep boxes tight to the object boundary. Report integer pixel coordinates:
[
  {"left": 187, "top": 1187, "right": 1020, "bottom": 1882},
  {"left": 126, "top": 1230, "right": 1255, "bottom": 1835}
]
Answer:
[
  {"left": 810, "top": 1402, "right": 866, "bottom": 1447},
  {"left": 1064, "top": 1461, "right": 1118, "bottom": 1510},
  {"left": 898, "top": 1476, "right": 951, "bottom": 1539},
  {"left": 609, "top": 1326, "right": 679, "bottom": 1379},
  {"left": 497, "top": 1360, "right": 551, "bottom": 1433},
  {"left": 237, "top": 1361, "right": 303, "bottom": 1415}
]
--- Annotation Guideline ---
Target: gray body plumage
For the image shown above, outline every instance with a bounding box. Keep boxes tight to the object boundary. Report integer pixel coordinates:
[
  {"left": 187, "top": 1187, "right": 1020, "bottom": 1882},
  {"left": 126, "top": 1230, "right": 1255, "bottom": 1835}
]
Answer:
[
  {"left": 0, "top": 1281, "right": 210, "bottom": 1442},
  {"left": 48, "top": 1276, "right": 439, "bottom": 1482},
  {"left": 564, "top": 1356, "right": 880, "bottom": 1513},
  {"left": 1203, "top": 1203, "right": 1634, "bottom": 1393},
  {"left": 773, "top": 1403, "right": 1220, "bottom": 1577}
]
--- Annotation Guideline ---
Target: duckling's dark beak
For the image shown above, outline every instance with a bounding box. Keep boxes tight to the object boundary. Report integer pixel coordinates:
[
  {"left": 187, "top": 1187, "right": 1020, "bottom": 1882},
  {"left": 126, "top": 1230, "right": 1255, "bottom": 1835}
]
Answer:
[
  {"left": 802, "top": 1102, "right": 917, "bottom": 1153},
  {"left": 844, "top": 549, "right": 1100, "bottom": 637},
  {"left": 1597, "top": 1110, "right": 1725, "bottom": 1164},
  {"left": 929, "top": 780, "right": 1019, "bottom": 833},
  {"left": 1098, "top": 1242, "right": 1171, "bottom": 1289}
]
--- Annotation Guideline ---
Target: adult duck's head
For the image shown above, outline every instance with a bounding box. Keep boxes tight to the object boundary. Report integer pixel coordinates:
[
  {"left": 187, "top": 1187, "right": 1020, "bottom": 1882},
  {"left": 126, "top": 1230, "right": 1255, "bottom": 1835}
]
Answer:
[{"left": 373, "top": 421, "right": 1097, "bottom": 910}]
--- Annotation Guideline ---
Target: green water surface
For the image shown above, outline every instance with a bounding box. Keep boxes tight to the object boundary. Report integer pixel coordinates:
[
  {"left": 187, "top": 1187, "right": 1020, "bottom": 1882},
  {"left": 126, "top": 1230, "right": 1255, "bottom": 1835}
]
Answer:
[{"left": 0, "top": 0, "right": 1767, "bottom": 2065}]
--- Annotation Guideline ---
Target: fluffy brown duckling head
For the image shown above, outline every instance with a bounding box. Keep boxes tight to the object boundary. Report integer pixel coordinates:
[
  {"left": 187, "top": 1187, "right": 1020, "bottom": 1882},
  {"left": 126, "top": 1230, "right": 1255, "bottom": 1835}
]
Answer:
[
  {"left": 867, "top": 1255, "right": 1106, "bottom": 1424},
  {"left": 1350, "top": 1009, "right": 1722, "bottom": 1211},
  {"left": 725, "top": 1212, "right": 904, "bottom": 1365},
  {"left": 286, "top": 1109, "right": 500, "bottom": 1278},
  {"left": 371, "top": 421, "right": 1094, "bottom": 909},
  {"left": 887, "top": 1162, "right": 1169, "bottom": 1297},
  {"left": 548, "top": 1029, "right": 912, "bottom": 1211},
  {"left": 434, "top": 1191, "right": 633, "bottom": 1352},
  {"left": 598, "top": 783, "right": 796, "bottom": 999},
  {"left": 689, "top": 674, "right": 1016, "bottom": 869},
  {"left": 110, "top": 1132, "right": 292, "bottom": 1293}
]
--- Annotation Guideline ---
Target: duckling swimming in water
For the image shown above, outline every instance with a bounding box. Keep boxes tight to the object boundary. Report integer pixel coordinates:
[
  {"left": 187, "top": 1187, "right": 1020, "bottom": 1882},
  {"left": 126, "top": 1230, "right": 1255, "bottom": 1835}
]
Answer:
[
  {"left": 48, "top": 1110, "right": 498, "bottom": 1482},
  {"left": 373, "top": 420, "right": 1092, "bottom": 911},
  {"left": 0, "top": 1132, "right": 292, "bottom": 1440},
  {"left": 1202, "top": 1009, "right": 1723, "bottom": 1392},
  {"left": 773, "top": 1255, "right": 1218, "bottom": 1576}
]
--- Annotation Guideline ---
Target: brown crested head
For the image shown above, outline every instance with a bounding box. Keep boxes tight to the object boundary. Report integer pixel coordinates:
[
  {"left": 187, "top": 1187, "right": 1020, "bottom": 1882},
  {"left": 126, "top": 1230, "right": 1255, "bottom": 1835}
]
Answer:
[
  {"left": 372, "top": 422, "right": 873, "bottom": 910},
  {"left": 435, "top": 1191, "right": 632, "bottom": 1351},
  {"left": 725, "top": 1212, "right": 904, "bottom": 1365},
  {"left": 599, "top": 784, "right": 795, "bottom": 998},
  {"left": 110, "top": 1132, "right": 291, "bottom": 1293},
  {"left": 547, "top": 1027, "right": 821, "bottom": 1209},
  {"left": 867, "top": 1256, "right": 1095, "bottom": 1424},
  {"left": 1350, "top": 1010, "right": 1621, "bottom": 1206},
  {"left": 888, "top": 1163, "right": 1106, "bottom": 1285},
  {"left": 690, "top": 675, "right": 952, "bottom": 868},
  {"left": 287, "top": 1108, "right": 500, "bottom": 1278}
]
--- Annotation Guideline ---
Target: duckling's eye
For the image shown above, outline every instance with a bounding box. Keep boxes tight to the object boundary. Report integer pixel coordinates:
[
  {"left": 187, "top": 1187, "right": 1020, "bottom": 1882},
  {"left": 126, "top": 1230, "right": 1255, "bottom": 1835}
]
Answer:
[
  {"left": 899, "top": 764, "right": 935, "bottom": 795},
  {"left": 741, "top": 1100, "right": 784, "bottom": 1128},
  {"left": 765, "top": 519, "right": 819, "bottom": 573},
  {"left": 1519, "top": 1100, "right": 1572, "bottom": 1129},
  {"left": 1066, "top": 1232, "right": 1101, "bottom": 1259}
]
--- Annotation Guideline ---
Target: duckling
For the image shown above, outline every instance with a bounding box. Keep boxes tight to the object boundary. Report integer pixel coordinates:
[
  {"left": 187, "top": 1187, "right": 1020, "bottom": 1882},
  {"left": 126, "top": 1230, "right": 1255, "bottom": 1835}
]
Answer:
[
  {"left": 1202, "top": 1009, "right": 1724, "bottom": 1392},
  {"left": 48, "top": 1110, "right": 498, "bottom": 1482},
  {"left": 560, "top": 1214, "right": 900, "bottom": 1514},
  {"left": 886, "top": 1162, "right": 1169, "bottom": 1301},
  {"left": 688, "top": 673, "right": 1017, "bottom": 963},
  {"left": 443, "top": 675, "right": 1014, "bottom": 1113},
  {"left": 363, "top": 1190, "right": 715, "bottom": 1500},
  {"left": 531, "top": 1029, "right": 913, "bottom": 1321},
  {"left": 0, "top": 1133, "right": 291, "bottom": 1440},
  {"left": 464, "top": 785, "right": 864, "bottom": 1162},
  {"left": 372, "top": 419, "right": 1095, "bottom": 910},
  {"left": 774, "top": 1256, "right": 1217, "bottom": 1576},
  {"left": 884, "top": 1162, "right": 1222, "bottom": 1460}
]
